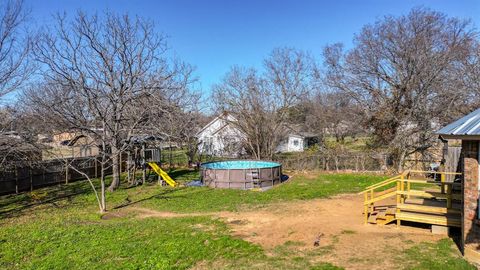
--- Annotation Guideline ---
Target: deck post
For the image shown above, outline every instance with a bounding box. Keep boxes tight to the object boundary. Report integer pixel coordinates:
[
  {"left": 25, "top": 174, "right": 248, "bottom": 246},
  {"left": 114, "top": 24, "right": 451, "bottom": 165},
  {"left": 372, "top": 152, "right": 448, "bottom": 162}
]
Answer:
[
  {"left": 406, "top": 172, "right": 411, "bottom": 199},
  {"left": 396, "top": 180, "right": 401, "bottom": 228},
  {"left": 400, "top": 174, "right": 405, "bottom": 203},
  {"left": 446, "top": 182, "right": 452, "bottom": 209},
  {"left": 364, "top": 192, "right": 368, "bottom": 224},
  {"left": 396, "top": 181, "right": 401, "bottom": 204},
  {"left": 440, "top": 173, "right": 446, "bottom": 194}
]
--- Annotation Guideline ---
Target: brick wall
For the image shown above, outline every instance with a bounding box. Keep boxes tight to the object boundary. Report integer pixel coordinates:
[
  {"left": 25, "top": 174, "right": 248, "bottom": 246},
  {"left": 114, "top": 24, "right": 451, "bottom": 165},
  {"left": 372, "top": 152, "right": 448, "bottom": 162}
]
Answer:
[{"left": 461, "top": 140, "right": 480, "bottom": 263}]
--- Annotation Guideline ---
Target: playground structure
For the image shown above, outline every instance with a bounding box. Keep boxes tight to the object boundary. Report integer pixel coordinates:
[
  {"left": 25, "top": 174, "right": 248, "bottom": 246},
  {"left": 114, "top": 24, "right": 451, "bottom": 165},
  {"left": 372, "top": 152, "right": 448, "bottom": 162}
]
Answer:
[
  {"left": 125, "top": 135, "right": 177, "bottom": 187},
  {"left": 201, "top": 160, "right": 282, "bottom": 190},
  {"left": 147, "top": 162, "right": 177, "bottom": 187}
]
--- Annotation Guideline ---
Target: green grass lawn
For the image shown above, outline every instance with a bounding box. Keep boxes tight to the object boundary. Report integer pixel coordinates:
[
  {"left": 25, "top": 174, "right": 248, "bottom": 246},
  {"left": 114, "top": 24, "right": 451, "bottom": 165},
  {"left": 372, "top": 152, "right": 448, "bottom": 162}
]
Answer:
[
  {"left": 399, "top": 239, "right": 475, "bottom": 270},
  {"left": 0, "top": 170, "right": 476, "bottom": 270},
  {"left": 137, "top": 172, "right": 388, "bottom": 213}
]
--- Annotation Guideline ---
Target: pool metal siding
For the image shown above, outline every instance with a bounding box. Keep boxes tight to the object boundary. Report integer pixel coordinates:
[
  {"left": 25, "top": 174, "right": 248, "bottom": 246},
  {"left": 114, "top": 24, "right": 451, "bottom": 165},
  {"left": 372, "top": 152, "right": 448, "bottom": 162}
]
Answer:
[{"left": 200, "top": 160, "right": 282, "bottom": 190}]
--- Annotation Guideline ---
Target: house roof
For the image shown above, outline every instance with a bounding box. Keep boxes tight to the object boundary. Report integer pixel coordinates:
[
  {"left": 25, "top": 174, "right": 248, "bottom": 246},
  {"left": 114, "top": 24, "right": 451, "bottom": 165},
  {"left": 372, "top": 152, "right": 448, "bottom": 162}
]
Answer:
[
  {"left": 127, "top": 134, "right": 166, "bottom": 144},
  {"left": 437, "top": 108, "right": 480, "bottom": 138},
  {"left": 196, "top": 112, "right": 236, "bottom": 137}
]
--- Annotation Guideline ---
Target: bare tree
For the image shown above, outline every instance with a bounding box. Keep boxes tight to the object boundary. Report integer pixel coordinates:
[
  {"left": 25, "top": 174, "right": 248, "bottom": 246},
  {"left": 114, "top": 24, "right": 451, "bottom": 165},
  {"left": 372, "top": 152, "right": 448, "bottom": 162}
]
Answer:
[
  {"left": 323, "top": 8, "right": 477, "bottom": 171},
  {"left": 30, "top": 11, "right": 184, "bottom": 193},
  {"left": 457, "top": 42, "right": 480, "bottom": 114},
  {"left": 298, "top": 89, "right": 364, "bottom": 145},
  {"left": 0, "top": 0, "right": 31, "bottom": 99},
  {"left": 213, "top": 48, "right": 314, "bottom": 159},
  {"left": 22, "top": 11, "right": 196, "bottom": 213}
]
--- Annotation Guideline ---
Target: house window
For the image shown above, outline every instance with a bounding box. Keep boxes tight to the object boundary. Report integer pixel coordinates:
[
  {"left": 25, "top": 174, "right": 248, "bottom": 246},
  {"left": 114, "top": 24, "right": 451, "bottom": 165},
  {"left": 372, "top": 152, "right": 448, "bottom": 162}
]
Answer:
[
  {"left": 293, "top": 140, "right": 299, "bottom": 146},
  {"left": 205, "top": 137, "right": 213, "bottom": 154}
]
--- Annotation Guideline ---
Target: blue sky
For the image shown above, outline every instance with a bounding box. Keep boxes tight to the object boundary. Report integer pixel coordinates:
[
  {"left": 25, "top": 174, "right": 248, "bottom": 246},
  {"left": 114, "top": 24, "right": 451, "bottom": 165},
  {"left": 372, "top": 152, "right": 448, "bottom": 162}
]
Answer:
[{"left": 25, "top": 0, "right": 480, "bottom": 92}]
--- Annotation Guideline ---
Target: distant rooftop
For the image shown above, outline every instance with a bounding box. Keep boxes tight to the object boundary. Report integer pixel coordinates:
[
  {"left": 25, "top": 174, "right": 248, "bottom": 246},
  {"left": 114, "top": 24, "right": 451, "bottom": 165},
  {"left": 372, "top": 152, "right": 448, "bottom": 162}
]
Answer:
[{"left": 437, "top": 108, "right": 480, "bottom": 138}]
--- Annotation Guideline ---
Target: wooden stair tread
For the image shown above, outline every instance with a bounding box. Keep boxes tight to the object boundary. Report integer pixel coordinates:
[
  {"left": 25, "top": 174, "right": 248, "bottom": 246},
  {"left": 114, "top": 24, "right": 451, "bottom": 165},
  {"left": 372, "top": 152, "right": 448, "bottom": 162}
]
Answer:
[
  {"left": 376, "top": 207, "right": 396, "bottom": 219},
  {"left": 397, "top": 190, "right": 462, "bottom": 200},
  {"left": 368, "top": 212, "right": 379, "bottom": 224},
  {"left": 398, "top": 203, "right": 461, "bottom": 214},
  {"left": 377, "top": 211, "right": 387, "bottom": 220},
  {"left": 403, "top": 198, "right": 461, "bottom": 208},
  {"left": 385, "top": 207, "right": 397, "bottom": 215},
  {"left": 396, "top": 212, "right": 461, "bottom": 227},
  {"left": 422, "top": 187, "right": 462, "bottom": 195},
  {"left": 377, "top": 215, "right": 396, "bottom": 226}
]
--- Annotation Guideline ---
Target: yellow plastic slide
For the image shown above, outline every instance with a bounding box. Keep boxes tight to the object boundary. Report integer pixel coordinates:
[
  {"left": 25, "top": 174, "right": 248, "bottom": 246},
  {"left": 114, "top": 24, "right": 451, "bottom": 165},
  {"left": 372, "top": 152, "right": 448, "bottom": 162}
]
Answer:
[{"left": 147, "top": 162, "right": 177, "bottom": 187}]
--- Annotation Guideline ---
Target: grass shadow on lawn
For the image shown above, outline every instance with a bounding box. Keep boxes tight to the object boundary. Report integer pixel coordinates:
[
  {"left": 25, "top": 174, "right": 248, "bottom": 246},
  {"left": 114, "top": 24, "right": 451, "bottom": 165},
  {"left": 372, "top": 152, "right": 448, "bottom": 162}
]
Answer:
[
  {"left": 167, "top": 168, "right": 200, "bottom": 182},
  {"left": 0, "top": 181, "right": 93, "bottom": 219},
  {"left": 111, "top": 186, "right": 191, "bottom": 210}
]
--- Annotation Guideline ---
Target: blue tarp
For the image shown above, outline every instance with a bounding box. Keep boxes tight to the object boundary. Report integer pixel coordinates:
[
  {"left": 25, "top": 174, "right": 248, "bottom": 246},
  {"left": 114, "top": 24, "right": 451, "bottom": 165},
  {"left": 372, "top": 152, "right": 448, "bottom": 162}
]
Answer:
[{"left": 186, "top": 180, "right": 203, "bottom": 187}]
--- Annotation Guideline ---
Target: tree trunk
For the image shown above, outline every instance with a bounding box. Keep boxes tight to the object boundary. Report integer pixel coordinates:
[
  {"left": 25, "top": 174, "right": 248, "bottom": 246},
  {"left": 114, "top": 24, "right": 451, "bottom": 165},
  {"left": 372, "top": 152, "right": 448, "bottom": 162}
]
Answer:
[
  {"left": 100, "top": 161, "right": 106, "bottom": 212},
  {"left": 169, "top": 140, "right": 173, "bottom": 168},
  {"left": 108, "top": 145, "right": 121, "bottom": 191},
  {"left": 396, "top": 150, "right": 407, "bottom": 173}
]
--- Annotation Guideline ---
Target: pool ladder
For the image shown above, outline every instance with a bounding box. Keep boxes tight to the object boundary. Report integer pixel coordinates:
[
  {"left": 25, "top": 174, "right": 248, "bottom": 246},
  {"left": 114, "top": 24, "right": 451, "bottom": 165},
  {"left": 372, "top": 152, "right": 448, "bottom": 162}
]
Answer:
[{"left": 248, "top": 169, "right": 261, "bottom": 188}]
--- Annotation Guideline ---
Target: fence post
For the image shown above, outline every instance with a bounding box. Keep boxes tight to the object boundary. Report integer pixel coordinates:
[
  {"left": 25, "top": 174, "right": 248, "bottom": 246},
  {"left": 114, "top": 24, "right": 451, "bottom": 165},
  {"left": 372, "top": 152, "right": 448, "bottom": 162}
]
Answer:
[
  {"left": 65, "top": 164, "right": 69, "bottom": 184},
  {"left": 119, "top": 153, "right": 122, "bottom": 173},
  {"left": 30, "top": 165, "right": 33, "bottom": 192},
  {"left": 94, "top": 157, "right": 98, "bottom": 179},
  {"left": 15, "top": 165, "right": 18, "bottom": 194}
]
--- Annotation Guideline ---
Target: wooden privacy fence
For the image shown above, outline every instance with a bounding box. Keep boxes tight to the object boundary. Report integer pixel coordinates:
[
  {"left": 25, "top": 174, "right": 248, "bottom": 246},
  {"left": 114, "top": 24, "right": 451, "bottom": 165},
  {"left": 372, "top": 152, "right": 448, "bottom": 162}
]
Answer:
[{"left": 0, "top": 157, "right": 112, "bottom": 196}]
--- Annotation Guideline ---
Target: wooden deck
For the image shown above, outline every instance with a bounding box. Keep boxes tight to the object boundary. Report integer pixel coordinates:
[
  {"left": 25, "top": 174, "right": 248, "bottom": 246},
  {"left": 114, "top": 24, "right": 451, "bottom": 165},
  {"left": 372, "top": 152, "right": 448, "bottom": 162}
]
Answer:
[{"left": 360, "top": 170, "right": 462, "bottom": 228}]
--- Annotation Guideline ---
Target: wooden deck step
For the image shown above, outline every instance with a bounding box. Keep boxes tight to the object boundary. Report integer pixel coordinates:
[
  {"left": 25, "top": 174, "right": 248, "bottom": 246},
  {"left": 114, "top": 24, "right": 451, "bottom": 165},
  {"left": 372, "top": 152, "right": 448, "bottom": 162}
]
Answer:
[
  {"left": 401, "top": 179, "right": 462, "bottom": 187},
  {"left": 397, "top": 203, "right": 461, "bottom": 215},
  {"left": 376, "top": 207, "right": 396, "bottom": 219},
  {"left": 368, "top": 212, "right": 379, "bottom": 224},
  {"left": 385, "top": 207, "right": 397, "bottom": 215},
  {"left": 377, "top": 215, "right": 396, "bottom": 226},
  {"left": 377, "top": 210, "right": 387, "bottom": 220},
  {"left": 373, "top": 205, "right": 395, "bottom": 211},
  {"left": 422, "top": 187, "right": 462, "bottom": 194},
  {"left": 396, "top": 212, "right": 461, "bottom": 227},
  {"left": 397, "top": 190, "right": 462, "bottom": 200},
  {"left": 404, "top": 198, "right": 461, "bottom": 209}
]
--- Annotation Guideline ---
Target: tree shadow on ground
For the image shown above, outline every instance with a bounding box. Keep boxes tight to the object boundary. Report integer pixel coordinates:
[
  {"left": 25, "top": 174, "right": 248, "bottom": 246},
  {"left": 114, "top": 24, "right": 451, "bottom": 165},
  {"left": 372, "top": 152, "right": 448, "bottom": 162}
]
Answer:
[
  {"left": 112, "top": 187, "right": 190, "bottom": 210},
  {"left": 167, "top": 168, "right": 199, "bottom": 182},
  {"left": 0, "top": 181, "right": 92, "bottom": 219}
]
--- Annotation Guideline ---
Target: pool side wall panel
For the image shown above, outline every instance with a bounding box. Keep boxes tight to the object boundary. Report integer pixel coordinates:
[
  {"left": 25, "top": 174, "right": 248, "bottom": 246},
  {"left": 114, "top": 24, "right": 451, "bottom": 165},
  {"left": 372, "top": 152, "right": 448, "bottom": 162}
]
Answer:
[{"left": 201, "top": 165, "right": 282, "bottom": 190}]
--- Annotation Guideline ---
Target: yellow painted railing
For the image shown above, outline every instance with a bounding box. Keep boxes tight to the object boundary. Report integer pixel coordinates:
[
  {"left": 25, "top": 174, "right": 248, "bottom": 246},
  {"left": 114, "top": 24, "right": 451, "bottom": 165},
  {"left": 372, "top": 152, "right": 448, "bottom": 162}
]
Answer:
[{"left": 359, "top": 170, "right": 463, "bottom": 225}]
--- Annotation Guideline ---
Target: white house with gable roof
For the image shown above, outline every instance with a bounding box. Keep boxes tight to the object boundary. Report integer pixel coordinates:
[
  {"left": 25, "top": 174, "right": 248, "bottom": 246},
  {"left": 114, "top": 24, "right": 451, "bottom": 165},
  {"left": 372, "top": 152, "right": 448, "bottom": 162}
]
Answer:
[{"left": 197, "top": 113, "right": 318, "bottom": 157}]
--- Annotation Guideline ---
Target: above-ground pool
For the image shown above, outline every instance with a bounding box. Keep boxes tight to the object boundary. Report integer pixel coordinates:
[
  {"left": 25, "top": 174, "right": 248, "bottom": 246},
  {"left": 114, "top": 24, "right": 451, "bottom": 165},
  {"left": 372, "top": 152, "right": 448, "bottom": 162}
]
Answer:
[{"left": 200, "top": 160, "right": 282, "bottom": 190}]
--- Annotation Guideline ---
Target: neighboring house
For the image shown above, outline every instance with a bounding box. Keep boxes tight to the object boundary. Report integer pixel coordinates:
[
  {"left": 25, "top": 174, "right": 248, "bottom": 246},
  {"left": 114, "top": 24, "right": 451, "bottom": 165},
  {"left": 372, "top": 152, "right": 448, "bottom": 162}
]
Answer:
[
  {"left": 66, "top": 134, "right": 100, "bottom": 157},
  {"left": 196, "top": 113, "right": 245, "bottom": 157},
  {"left": 52, "top": 132, "right": 77, "bottom": 144},
  {"left": 45, "top": 132, "right": 101, "bottom": 159},
  {"left": 437, "top": 108, "right": 480, "bottom": 264},
  {"left": 275, "top": 131, "right": 318, "bottom": 153},
  {"left": 197, "top": 113, "right": 318, "bottom": 157}
]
